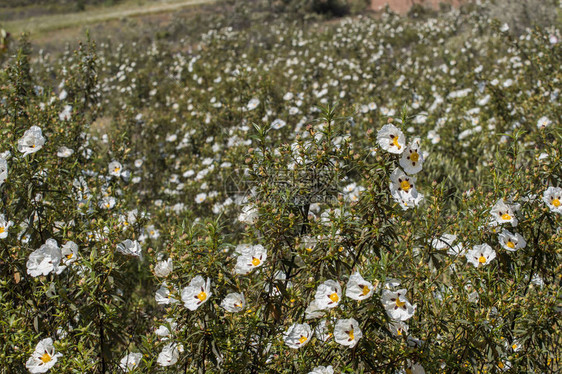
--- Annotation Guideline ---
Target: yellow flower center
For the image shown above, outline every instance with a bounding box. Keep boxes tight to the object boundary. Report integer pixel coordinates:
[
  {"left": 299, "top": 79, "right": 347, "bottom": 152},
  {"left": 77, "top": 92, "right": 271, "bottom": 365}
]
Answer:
[
  {"left": 298, "top": 335, "right": 308, "bottom": 344},
  {"left": 392, "top": 136, "right": 401, "bottom": 150},
  {"left": 498, "top": 362, "right": 504, "bottom": 369},
  {"left": 305, "top": 247, "right": 313, "bottom": 252},
  {"left": 348, "top": 329, "right": 355, "bottom": 340},
  {"left": 0, "top": 227, "right": 4, "bottom": 234},
  {"left": 40, "top": 352, "right": 52, "bottom": 363},
  {"left": 31, "top": 144, "right": 36, "bottom": 148},
  {"left": 406, "top": 370, "right": 413, "bottom": 374},
  {"left": 66, "top": 253, "right": 73, "bottom": 259},
  {"left": 361, "top": 285, "right": 370, "bottom": 296},
  {"left": 400, "top": 180, "right": 411, "bottom": 192},
  {"left": 329, "top": 292, "right": 339, "bottom": 303},
  {"left": 395, "top": 298, "right": 406, "bottom": 308},
  {"left": 197, "top": 292, "right": 207, "bottom": 301},
  {"left": 397, "top": 329, "right": 403, "bottom": 336},
  {"left": 410, "top": 152, "right": 419, "bottom": 162},
  {"left": 552, "top": 198, "right": 561, "bottom": 207},
  {"left": 506, "top": 241, "right": 515, "bottom": 249},
  {"left": 114, "top": 168, "right": 120, "bottom": 173},
  {"left": 512, "top": 344, "right": 517, "bottom": 350},
  {"left": 501, "top": 213, "right": 511, "bottom": 221},
  {"left": 251, "top": 257, "right": 261, "bottom": 266},
  {"left": 478, "top": 256, "right": 487, "bottom": 264}
]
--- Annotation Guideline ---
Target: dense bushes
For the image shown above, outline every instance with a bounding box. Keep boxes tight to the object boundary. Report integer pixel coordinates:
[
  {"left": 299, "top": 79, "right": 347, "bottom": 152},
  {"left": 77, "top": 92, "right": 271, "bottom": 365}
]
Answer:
[{"left": 0, "top": 2, "right": 561, "bottom": 373}]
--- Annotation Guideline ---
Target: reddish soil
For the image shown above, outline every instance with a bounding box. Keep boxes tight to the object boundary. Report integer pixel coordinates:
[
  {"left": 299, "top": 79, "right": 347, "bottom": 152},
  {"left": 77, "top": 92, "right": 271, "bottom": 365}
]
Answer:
[{"left": 370, "top": 0, "right": 466, "bottom": 13}]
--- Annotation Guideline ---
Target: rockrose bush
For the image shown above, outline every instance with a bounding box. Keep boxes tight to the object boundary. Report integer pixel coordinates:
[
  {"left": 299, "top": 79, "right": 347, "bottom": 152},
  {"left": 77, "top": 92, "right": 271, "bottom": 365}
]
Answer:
[{"left": 0, "top": 2, "right": 561, "bottom": 373}]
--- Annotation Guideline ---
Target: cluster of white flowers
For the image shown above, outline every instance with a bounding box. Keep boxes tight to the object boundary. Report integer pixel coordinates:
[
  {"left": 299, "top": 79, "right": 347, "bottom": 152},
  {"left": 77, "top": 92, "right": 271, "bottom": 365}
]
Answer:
[
  {"left": 234, "top": 243, "right": 267, "bottom": 275},
  {"left": 377, "top": 123, "right": 425, "bottom": 210},
  {"left": 26, "top": 239, "right": 79, "bottom": 277},
  {"left": 7, "top": 4, "right": 561, "bottom": 372}
]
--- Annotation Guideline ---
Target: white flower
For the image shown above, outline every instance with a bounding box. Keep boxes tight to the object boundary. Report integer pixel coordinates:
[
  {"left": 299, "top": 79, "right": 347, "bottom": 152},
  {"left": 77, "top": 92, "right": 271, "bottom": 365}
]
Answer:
[
  {"left": 99, "top": 196, "right": 116, "bottom": 210},
  {"left": 542, "top": 186, "right": 562, "bottom": 214},
  {"left": 246, "top": 98, "right": 260, "bottom": 111},
  {"left": 536, "top": 116, "right": 552, "bottom": 129},
  {"left": 154, "top": 258, "right": 173, "bottom": 277},
  {"left": 27, "top": 239, "right": 64, "bottom": 277},
  {"left": 119, "top": 352, "right": 143, "bottom": 372},
  {"left": 271, "top": 118, "right": 286, "bottom": 130},
  {"left": 60, "top": 241, "right": 79, "bottom": 266},
  {"left": 500, "top": 23, "right": 510, "bottom": 32},
  {"left": 498, "top": 229, "right": 526, "bottom": 251},
  {"left": 389, "top": 168, "right": 418, "bottom": 196},
  {"left": 432, "top": 234, "right": 464, "bottom": 256},
  {"left": 155, "top": 282, "right": 180, "bottom": 305},
  {"left": 56, "top": 146, "right": 74, "bottom": 158},
  {"left": 466, "top": 243, "right": 496, "bottom": 267},
  {"left": 381, "top": 289, "right": 417, "bottom": 321},
  {"left": 195, "top": 193, "right": 207, "bottom": 204},
  {"left": 116, "top": 239, "right": 142, "bottom": 258},
  {"left": 334, "top": 318, "right": 362, "bottom": 348},
  {"left": 377, "top": 124, "right": 405, "bottom": 154},
  {"left": 220, "top": 292, "right": 245, "bottom": 312},
  {"left": 490, "top": 199, "right": 518, "bottom": 227},
  {"left": 25, "top": 338, "right": 62, "bottom": 373},
  {"left": 18, "top": 126, "right": 46, "bottom": 156},
  {"left": 404, "top": 360, "right": 426, "bottom": 374},
  {"left": 309, "top": 365, "right": 334, "bottom": 374},
  {"left": 531, "top": 273, "right": 545, "bottom": 287},
  {"left": 59, "top": 105, "right": 72, "bottom": 121},
  {"left": 234, "top": 244, "right": 267, "bottom": 275},
  {"left": 108, "top": 161, "right": 123, "bottom": 178},
  {"left": 497, "top": 360, "right": 512, "bottom": 372},
  {"left": 144, "top": 225, "right": 160, "bottom": 240},
  {"left": 314, "top": 280, "right": 342, "bottom": 310},
  {"left": 283, "top": 323, "right": 312, "bottom": 349},
  {"left": 155, "top": 319, "right": 177, "bottom": 339},
  {"left": 301, "top": 235, "right": 318, "bottom": 252},
  {"left": 0, "top": 157, "right": 8, "bottom": 185},
  {"left": 305, "top": 299, "right": 325, "bottom": 319},
  {"left": 510, "top": 338, "right": 522, "bottom": 352},
  {"left": 238, "top": 204, "right": 258, "bottom": 224},
  {"left": 399, "top": 138, "right": 424, "bottom": 174},
  {"left": 181, "top": 275, "right": 212, "bottom": 311},
  {"left": 345, "top": 272, "right": 374, "bottom": 301},
  {"left": 388, "top": 320, "right": 409, "bottom": 337},
  {"left": 157, "top": 343, "right": 179, "bottom": 367},
  {"left": 0, "top": 214, "right": 14, "bottom": 239},
  {"left": 391, "top": 188, "right": 424, "bottom": 210}
]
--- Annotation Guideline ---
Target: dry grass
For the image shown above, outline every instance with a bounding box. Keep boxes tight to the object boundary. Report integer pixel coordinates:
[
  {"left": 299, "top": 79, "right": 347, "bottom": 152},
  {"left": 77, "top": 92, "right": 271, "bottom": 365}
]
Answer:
[{"left": 3, "top": 0, "right": 215, "bottom": 37}]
